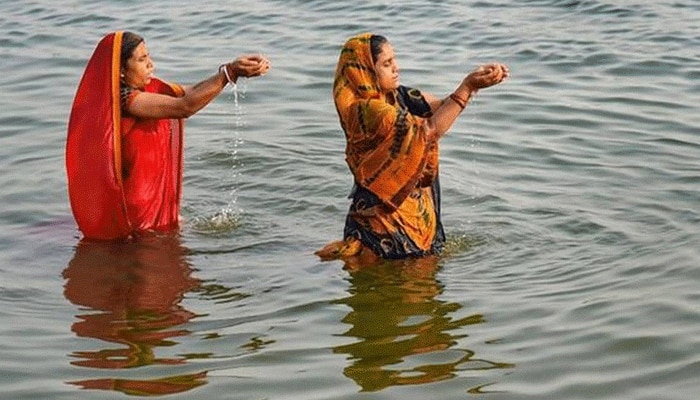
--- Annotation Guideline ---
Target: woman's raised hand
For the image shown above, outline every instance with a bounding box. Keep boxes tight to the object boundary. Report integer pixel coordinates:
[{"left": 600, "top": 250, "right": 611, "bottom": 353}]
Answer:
[
  {"left": 223, "top": 54, "right": 271, "bottom": 82},
  {"left": 464, "top": 63, "right": 509, "bottom": 92}
]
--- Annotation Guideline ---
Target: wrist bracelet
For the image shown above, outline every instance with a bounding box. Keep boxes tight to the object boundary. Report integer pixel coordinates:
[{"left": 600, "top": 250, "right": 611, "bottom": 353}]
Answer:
[
  {"left": 449, "top": 93, "right": 467, "bottom": 110},
  {"left": 219, "top": 64, "right": 236, "bottom": 86}
]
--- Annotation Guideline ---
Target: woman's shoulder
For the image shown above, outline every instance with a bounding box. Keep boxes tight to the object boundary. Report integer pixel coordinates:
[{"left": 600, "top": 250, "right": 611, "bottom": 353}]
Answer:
[
  {"left": 397, "top": 85, "right": 423, "bottom": 98},
  {"left": 397, "top": 85, "right": 432, "bottom": 117}
]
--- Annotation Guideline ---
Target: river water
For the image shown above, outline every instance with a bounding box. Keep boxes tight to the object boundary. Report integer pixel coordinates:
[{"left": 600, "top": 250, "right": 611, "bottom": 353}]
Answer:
[{"left": 1, "top": 1, "right": 698, "bottom": 399}]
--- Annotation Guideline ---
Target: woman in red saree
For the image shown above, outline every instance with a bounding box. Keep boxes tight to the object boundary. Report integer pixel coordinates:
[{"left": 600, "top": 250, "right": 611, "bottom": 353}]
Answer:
[
  {"left": 66, "top": 31, "right": 270, "bottom": 240},
  {"left": 317, "top": 33, "right": 508, "bottom": 261}
]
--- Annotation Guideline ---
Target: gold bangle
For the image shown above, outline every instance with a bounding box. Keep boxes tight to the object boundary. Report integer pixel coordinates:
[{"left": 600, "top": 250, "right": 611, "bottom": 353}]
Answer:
[{"left": 449, "top": 93, "right": 467, "bottom": 109}]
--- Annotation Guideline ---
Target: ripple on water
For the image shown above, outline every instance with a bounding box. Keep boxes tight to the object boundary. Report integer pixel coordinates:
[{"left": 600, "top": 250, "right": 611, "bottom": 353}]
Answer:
[{"left": 187, "top": 208, "right": 242, "bottom": 236}]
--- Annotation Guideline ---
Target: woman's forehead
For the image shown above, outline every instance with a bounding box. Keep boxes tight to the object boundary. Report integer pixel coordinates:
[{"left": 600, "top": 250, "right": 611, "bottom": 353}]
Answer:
[
  {"left": 132, "top": 42, "right": 149, "bottom": 56},
  {"left": 377, "top": 43, "right": 395, "bottom": 61}
]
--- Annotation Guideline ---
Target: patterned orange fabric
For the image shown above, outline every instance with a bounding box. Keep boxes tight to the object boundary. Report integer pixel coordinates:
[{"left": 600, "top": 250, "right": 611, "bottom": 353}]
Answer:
[
  {"left": 66, "top": 31, "right": 185, "bottom": 240},
  {"left": 333, "top": 33, "right": 436, "bottom": 210},
  {"left": 318, "top": 33, "right": 445, "bottom": 260}
]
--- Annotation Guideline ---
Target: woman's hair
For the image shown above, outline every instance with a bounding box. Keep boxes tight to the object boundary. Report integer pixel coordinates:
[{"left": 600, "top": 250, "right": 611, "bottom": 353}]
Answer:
[
  {"left": 370, "top": 35, "right": 388, "bottom": 65},
  {"left": 120, "top": 31, "right": 145, "bottom": 70}
]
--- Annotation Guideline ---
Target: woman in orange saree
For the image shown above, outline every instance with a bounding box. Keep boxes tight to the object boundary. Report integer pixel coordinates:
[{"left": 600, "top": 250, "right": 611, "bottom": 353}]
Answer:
[
  {"left": 317, "top": 33, "right": 508, "bottom": 261},
  {"left": 66, "top": 31, "right": 270, "bottom": 240}
]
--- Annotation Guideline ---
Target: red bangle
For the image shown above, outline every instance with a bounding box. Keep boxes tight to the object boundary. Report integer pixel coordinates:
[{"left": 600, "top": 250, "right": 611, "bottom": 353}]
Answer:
[{"left": 449, "top": 93, "right": 467, "bottom": 109}]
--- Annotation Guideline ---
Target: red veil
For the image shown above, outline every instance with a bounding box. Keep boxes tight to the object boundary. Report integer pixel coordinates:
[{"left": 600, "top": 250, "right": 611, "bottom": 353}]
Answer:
[{"left": 66, "top": 32, "right": 184, "bottom": 240}]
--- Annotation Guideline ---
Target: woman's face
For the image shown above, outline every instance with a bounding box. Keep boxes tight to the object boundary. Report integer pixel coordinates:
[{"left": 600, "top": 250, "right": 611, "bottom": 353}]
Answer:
[
  {"left": 123, "top": 42, "right": 154, "bottom": 90},
  {"left": 374, "top": 42, "right": 400, "bottom": 93}
]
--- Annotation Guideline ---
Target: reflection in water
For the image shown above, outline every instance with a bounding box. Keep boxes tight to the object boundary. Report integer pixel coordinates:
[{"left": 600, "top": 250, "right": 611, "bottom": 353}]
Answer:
[
  {"left": 333, "top": 256, "right": 512, "bottom": 392},
  {"left": 62, "top": 234, "right": 207, "bottom": 396}
]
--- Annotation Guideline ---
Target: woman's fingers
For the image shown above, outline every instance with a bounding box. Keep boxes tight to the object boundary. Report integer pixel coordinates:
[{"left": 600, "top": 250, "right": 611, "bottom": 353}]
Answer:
[
  {"left": 470, "top": 63, "right": 509, "bottom": 88},
  {"left": 232, "top": 54, "right": 271, "bottom": 77},
  {"left": 491, "top": 63, "right": 509, "bottom": 82}
]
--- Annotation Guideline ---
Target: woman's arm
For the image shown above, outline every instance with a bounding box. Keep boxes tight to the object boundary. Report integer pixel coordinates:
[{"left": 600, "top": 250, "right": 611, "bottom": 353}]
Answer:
[
  {"left": 126, "top": 54, "right": 270, "bottom": 120},
  {"left": 423, "top": 62, "right": 509, "bottom": 141},
  {"left": 422, "top": 91, "right": 444, "bottom": 112}
]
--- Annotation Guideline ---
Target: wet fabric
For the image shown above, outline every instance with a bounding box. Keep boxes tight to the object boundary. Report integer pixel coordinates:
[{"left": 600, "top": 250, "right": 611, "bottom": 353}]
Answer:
[
  {"left": 66, "top": 31, "right": 184, "bottom": 240},
  {"left": 321, "top": 32, "right": 445, "bottom": 259}
]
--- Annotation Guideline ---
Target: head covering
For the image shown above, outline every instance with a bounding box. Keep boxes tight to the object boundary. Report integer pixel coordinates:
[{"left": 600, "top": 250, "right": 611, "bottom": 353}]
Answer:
[
  {"left": 66, "top": 32, "right": 184, "bottom": 240},
  {"left": 66, "top": 32, "right": 131, "bottom": 240},
  {"left": 333, "top": 33, "right": 434, "bottom": 211}
]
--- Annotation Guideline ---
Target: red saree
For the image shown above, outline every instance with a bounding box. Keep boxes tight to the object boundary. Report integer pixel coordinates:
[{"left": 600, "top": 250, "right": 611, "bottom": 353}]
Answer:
[{"left": 66, "top": 32, "right": 184, "bottom": 240}]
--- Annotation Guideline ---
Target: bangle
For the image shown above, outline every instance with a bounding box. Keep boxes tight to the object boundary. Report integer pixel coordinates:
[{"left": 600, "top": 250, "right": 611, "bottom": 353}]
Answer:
[
  {"left": 449, "top": 93, "right": 467, "bottom": 110},
  {"left": 219, "top": 64, "right": 236, "bottom": 86}
]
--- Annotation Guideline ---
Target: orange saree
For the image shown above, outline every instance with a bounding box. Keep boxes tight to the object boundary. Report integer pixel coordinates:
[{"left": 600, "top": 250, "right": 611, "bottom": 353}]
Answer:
[
  {"left": 317, "top": 33, "right": 445, "bottom": 260},
  {"left": 66, "top": 32, "right": 185, "bottom": 240}
]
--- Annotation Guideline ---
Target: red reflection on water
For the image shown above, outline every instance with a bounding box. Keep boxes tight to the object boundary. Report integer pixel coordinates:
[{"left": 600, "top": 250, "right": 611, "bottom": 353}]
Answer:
[{"left": 62, "top": 234, "right": 207, "bottom": 396}]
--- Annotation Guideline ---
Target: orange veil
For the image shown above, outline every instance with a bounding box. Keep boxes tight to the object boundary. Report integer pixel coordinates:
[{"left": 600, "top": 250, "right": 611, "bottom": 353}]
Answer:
[{"left": 66, "top": 31, "right": 184, "bottom": 240}]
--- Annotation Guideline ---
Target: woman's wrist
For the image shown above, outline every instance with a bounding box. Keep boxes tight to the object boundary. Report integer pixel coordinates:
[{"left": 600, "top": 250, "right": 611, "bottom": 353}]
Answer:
[
  {"left": 219, "top": 63, "right": 238, "bottom": 86},
  {"left": 449, "top": 84, "right": 474, "bottom": 110},
  {"left": 449, "top": 93, "right": 467, "bottom": 110},
  {"left": 461, "top": 82, "right": 477, "bottom": 98}
]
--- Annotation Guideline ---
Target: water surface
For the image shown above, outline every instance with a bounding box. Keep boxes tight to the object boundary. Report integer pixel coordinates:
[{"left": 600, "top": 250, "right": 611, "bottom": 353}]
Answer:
[{"left": 0, "top": 1, "right": 698, "bottom": 399}]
